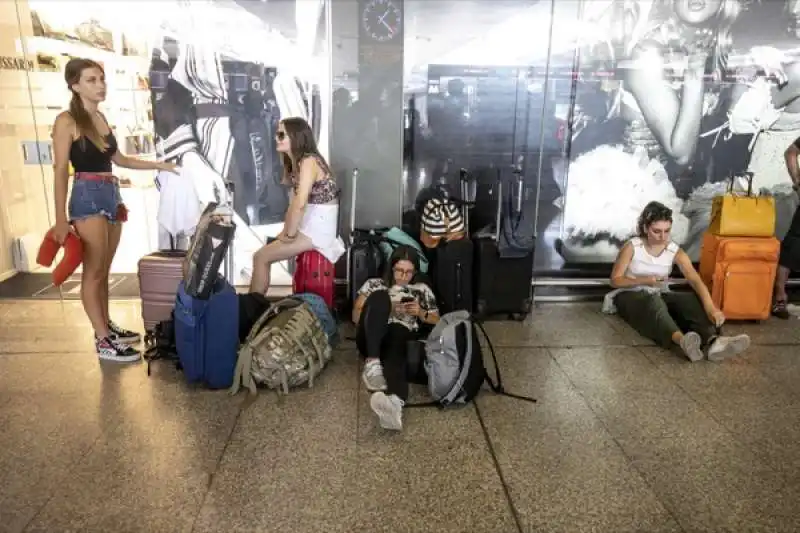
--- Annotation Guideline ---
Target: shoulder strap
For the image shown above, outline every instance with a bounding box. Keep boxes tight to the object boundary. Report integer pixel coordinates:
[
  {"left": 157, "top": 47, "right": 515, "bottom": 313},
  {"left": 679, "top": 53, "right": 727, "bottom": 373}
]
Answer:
[{"left": 473, "top": 317, "right": 537, "bottom": 404}]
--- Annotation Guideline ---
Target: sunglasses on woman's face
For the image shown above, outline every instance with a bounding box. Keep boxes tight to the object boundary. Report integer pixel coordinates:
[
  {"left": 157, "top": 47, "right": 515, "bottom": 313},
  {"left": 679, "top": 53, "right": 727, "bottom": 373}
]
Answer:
[{"left": 275, "top": 131, "right": 286, "bottom": 141}]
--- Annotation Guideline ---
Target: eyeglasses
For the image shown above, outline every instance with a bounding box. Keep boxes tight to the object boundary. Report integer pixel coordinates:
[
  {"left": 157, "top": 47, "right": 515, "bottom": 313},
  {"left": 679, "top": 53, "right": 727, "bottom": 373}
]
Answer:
[
  {"left": 275, "top": 131, "right": 286, "bottom": 141},
  {"left": 393, "top": 267, "right": 414, "bottom": 278}
]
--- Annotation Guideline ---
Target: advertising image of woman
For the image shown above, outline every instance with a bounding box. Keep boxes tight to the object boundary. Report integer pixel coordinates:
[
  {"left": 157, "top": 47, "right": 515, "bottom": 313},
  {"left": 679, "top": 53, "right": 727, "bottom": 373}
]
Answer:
[
  {"left": 249, "top": 117, "right": 345, "bottom": 295},
  {"left": 52, "top": 58, "right": 177, "bottom": 362},
  {"left": 556, "top": 0, "right": 743, "bottom": 263}
]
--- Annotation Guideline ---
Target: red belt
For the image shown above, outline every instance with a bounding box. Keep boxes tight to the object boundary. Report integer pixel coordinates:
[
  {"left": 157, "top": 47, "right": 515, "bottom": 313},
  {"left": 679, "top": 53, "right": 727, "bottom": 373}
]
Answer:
[{"left": 74, "top": 172, "right": 117, "bottom": 183}]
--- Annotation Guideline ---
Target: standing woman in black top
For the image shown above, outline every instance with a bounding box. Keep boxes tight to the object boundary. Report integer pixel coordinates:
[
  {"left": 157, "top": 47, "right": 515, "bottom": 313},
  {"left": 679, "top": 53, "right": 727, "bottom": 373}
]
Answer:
[{"left": 52, "top": 58, "right": 177, "bottom": 362}]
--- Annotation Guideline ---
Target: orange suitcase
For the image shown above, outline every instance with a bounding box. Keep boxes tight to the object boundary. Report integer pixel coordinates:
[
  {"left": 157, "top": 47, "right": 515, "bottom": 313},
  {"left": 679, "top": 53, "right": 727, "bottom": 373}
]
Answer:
[{"left": 699, "top": 233, "right": 779, "bottom": 321}]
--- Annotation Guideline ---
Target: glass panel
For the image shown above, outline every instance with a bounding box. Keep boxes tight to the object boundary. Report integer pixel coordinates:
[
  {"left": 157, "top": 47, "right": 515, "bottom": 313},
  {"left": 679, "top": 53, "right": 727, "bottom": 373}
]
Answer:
[
  {"left": 0, "top": 0, "right": 60, "bottom": 299},
  {"left": 2, "top": 0, "right": 332, "bottom": 301},
  {"left": 144, "top": 0, "right": 331, "bottom": 288},
  {"left": 401, "top": 0, "right": 562, "bottom": 269},
  {"left": 554, "top": 0, "right": 800, "bottom": 276}
]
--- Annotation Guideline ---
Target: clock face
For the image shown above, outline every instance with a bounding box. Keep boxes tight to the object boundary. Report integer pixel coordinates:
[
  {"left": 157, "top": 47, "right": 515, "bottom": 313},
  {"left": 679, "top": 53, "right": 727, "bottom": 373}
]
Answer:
[{"left": 361, "top": 0, "right": 401, "bottom": 42}]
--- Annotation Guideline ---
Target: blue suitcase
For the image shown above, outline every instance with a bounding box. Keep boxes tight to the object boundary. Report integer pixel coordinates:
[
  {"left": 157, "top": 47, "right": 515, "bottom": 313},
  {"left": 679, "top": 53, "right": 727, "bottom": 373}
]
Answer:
[{"left": 174, "top": 277, "right": 239, "bottom": 389}]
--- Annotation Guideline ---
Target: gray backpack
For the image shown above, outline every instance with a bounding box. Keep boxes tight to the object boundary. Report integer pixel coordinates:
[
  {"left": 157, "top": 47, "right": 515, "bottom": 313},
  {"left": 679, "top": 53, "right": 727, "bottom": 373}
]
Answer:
[{"left": 409, "top": 311, "right": 537, "bottom": 408}]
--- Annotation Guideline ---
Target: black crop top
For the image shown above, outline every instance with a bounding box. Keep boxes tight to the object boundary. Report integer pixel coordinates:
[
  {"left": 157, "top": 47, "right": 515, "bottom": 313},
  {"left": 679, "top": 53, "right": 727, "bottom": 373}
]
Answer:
[{"left": 70, "top": 133, "right": 118, "bottom": 173}]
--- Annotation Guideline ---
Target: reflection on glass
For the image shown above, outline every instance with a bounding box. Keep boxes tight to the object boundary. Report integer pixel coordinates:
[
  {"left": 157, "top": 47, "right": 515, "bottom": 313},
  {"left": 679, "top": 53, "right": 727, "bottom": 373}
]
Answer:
[{"left": 1, "top": 0, "right": 333, "bottom": 290}]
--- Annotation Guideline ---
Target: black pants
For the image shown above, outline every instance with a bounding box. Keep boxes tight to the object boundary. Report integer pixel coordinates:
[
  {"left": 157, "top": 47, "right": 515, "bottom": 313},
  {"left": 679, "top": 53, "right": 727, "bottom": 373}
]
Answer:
[
  {"left": 615, "top": 290, "right": 716, "bottom": 348},
  {"left": 356, "top": 290, "right": 414, "bottom": 401}
]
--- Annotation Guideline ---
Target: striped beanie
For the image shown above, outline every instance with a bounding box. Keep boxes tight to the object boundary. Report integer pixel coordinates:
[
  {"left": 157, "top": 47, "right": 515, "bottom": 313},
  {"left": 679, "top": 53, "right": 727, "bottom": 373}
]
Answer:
[{"left": 421, "top": 197, "right": 465, "bottom": 237}]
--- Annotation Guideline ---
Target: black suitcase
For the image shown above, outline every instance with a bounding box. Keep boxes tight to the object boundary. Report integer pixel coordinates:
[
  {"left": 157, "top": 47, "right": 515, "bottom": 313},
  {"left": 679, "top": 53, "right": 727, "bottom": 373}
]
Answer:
[
  {"left": 346, "top": 169, "right": 386, "bottom": 313},
  {"left": 433, "top": 238, "right": 474, "bottom": 314},
  {"left": 349, "top": 230, "right": 385, "bottom": 305},
  {"left": 474, "top": 238, "right": 533, "bottom": 320},
  {"left": 424, "top": 169, "right": 475, "bottom": 315},
  {"left": 474, "top": 167, "right": 534, "bottom": 320}
]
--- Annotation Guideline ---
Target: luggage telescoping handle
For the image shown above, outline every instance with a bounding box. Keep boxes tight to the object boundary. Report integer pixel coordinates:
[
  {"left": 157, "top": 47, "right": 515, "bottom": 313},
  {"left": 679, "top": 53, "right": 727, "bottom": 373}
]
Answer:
[
  {"left": 512, "top": 156, "right": 524, "bottom": 214},
  {"left": 350, "top": 168, "right": 359, "bottom": 238},
  {"left": 459, "top": 168, "right": 470, "bottom": 235},
  {"left": 347, "top": 168, "right": 358, "bottom": 301},
  {"left": 224, "top": 181, "right": 235, "bottom": 282},
  {"left": 495, "top": 167, "right": 503, "bottom": 242}
]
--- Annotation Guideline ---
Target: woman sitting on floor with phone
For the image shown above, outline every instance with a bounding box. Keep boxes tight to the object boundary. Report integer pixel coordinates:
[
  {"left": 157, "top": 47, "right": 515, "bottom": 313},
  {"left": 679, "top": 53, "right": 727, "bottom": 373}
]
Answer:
[
  {"left": 352, "top": 245, "right": 439, "bottom": 431},
  {"left": 605, "top": 201, "right": 751, "bottom": 362}
]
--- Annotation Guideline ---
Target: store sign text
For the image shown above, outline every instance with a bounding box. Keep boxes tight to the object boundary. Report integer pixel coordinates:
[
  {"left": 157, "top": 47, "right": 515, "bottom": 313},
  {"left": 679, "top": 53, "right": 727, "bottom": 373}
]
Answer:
[{"left": 0, "top": 56, "right": 34, "bottom": 71}]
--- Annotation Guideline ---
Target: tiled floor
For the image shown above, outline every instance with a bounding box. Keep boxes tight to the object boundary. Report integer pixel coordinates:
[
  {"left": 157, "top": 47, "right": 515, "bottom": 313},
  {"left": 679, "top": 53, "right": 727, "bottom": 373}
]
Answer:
[{"left": 1, "top": 300, "right": 800, "bottom": 533}]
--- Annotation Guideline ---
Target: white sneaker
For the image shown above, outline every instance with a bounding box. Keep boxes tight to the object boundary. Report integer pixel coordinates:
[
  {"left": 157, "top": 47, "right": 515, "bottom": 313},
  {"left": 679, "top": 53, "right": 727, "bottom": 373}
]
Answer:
[
  {"left": 679, "top": 331, "right": 704, "bottom": 362},
  {"left": 96, "top": 336, "right": 141, "bottom": 363},
  {"left": 708, "top": 334, "right": 751, "bottom": 362},
  {"left": 370, "top": 392, "right": 403, "bottom": 431},
  {"left": 362, "top": 360, "right": 387, "bottom": 391}
]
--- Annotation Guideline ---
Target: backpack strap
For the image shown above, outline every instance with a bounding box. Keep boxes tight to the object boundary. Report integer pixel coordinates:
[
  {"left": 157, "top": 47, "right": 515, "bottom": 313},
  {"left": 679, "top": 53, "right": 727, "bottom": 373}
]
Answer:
[
  {"left": 229, "top": 343, "right": 257, "bottom": 395},
  {"left": 473, "top": 317, "right": 536, "bottom": 404},
  {"left": 439, "top": 318, "right": 473, "bottom": 406}
]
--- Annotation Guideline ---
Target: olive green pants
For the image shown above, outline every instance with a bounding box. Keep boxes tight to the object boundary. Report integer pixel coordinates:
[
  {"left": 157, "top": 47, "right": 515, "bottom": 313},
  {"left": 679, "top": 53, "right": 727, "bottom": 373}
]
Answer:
[{"left": 615, "top": 290, "right": 716, "bottom": 348}]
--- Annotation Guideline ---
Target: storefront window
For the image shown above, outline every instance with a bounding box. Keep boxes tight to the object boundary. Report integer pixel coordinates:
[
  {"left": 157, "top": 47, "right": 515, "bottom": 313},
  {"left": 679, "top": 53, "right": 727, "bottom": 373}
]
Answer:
[
  {"left": 401, "top": 0, "right": 576, "bottom": 271},
  {"left": 0, "top": 0, "right": 332, "bottom": 294}
]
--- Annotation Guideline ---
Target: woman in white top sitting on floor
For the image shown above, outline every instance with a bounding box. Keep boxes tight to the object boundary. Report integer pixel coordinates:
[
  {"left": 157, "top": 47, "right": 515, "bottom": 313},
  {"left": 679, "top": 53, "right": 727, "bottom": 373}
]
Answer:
[{"left": 607, "top": 201, "right": 751, "bottom": 362}]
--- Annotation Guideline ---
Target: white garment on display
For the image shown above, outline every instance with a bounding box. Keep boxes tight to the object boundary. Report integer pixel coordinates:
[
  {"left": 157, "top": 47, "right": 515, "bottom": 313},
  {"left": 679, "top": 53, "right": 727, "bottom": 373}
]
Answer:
[
  {"left": 182, "top": 151, "right": 229, "bottom": 205},
  {"left": 156, "top": 169, "right": 202, "bottom": 238}
]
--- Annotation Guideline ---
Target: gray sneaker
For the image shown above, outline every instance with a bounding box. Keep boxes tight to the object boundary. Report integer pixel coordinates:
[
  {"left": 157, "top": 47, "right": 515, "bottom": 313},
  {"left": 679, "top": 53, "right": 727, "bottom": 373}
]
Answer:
[
  {"left": 708, "top": 334, "right": 751, "bottom": 362},
  {"left": 370, "top": 392, "right": 403, "bottom": 431},
  {"left": 362, "top": 360, "right": 387, "bottom": 391},
  {"left": 679, "top": 331, "right": 704, "bottom": 362}
]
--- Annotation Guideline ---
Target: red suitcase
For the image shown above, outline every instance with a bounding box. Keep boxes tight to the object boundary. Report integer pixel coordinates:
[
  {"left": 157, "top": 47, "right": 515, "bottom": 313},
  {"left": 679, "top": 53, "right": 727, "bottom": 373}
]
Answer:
[
  {"left": 138, "top": 251, "right": 186, "bottom": 331},
  {"left": 293, "top": 250, "right": 334, "bottom": 308}
]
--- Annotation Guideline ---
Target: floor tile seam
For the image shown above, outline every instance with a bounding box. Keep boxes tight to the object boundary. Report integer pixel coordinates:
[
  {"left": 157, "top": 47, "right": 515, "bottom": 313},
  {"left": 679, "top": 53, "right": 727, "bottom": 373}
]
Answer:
[
  {"left": 20, "top": 416, "right": 122, "bottom": 532},
  {"left": 542, "top": 347, "right": 691, "bottom": 533},
  {"left": 652, "top": 374, "right": 799, "bottom": 484},
  {"left": 472, "top": 401, "right": 525, "bottom": 533},
  {"left": 0, "top": 351, "right": 100, "bottom": 357},
  {"left": 189, "top": 398, "right": 249, "bottom": 533},
  {"left": 738, "top": 357, "right": 800, "bottom": 402},
  {"left": 735, "top": 345, "right": 800, "bottom": 397},
  {"left": 633, "top": 342, "right": 800, "bottom": 414}
]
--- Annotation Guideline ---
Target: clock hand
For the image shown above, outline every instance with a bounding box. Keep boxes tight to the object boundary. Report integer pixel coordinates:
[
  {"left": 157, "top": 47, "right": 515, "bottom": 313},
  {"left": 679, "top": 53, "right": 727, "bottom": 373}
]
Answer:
[{"left": 380, "top": 18, "right": 394, "bottom": 33}]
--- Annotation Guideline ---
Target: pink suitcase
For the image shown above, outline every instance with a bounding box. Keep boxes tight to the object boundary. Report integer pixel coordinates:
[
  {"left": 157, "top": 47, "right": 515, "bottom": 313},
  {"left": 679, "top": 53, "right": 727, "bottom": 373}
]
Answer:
[{"left": 138, "top": 251, "right": 186, "bottom": 332}]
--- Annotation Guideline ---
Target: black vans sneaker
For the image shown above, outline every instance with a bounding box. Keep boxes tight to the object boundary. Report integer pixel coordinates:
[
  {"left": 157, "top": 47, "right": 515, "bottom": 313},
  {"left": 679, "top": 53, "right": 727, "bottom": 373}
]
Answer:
[
  {"left": 108, "top": 320, "right": 141, "bottom": 344},
  {"left": 96, "top": 336, "right": 141, "bottom": 362}
]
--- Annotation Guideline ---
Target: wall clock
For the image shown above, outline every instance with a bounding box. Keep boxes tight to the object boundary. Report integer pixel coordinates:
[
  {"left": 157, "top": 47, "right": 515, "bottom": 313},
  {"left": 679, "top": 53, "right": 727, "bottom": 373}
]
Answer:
[{"left": 361, "top": 0, "right": 402, "bottom": 42}]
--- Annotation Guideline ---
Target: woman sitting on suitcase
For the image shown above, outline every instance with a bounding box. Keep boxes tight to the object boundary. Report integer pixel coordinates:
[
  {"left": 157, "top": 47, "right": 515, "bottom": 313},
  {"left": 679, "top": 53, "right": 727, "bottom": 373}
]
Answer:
[
  {"left": 249, "top": 117, "right": 345, "bottom": 295},
  {"left": 606, "top": 201, "right": 751, "bottom": 362},
  {"left": 353, "top": 245, "right": 440, "bottom": 431}
]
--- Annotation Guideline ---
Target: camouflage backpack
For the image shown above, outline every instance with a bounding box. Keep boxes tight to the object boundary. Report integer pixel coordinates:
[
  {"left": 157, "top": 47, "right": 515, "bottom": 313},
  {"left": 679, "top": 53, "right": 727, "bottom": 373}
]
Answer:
[{"left": 229, "top": 297, "right": 332, "bottom": 395}]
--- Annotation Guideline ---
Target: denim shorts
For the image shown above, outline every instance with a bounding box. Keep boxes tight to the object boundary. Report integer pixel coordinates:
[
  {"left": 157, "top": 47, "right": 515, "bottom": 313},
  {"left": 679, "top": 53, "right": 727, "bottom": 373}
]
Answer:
[{"left": 68, "top": 178, "right": 123, "bottom": 223}]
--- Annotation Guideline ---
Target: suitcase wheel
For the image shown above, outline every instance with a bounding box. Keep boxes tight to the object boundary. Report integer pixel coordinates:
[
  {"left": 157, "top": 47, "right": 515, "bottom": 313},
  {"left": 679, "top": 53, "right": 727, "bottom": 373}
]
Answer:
[{"left": 509, "top": 313, "right": 527, "bottom": 322}]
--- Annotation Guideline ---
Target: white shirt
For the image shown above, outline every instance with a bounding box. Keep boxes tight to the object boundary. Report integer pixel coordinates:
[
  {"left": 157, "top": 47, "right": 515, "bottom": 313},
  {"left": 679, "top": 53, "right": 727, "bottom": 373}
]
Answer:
[
  {"left": 156, "top": 169, "right": 201, "bottom": 238},
  {"left": 602, "top": 237, "right": 679, "bottom": 315},
  {"left": 625, "top": 237, "right": 679, "bottom": 279}
]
